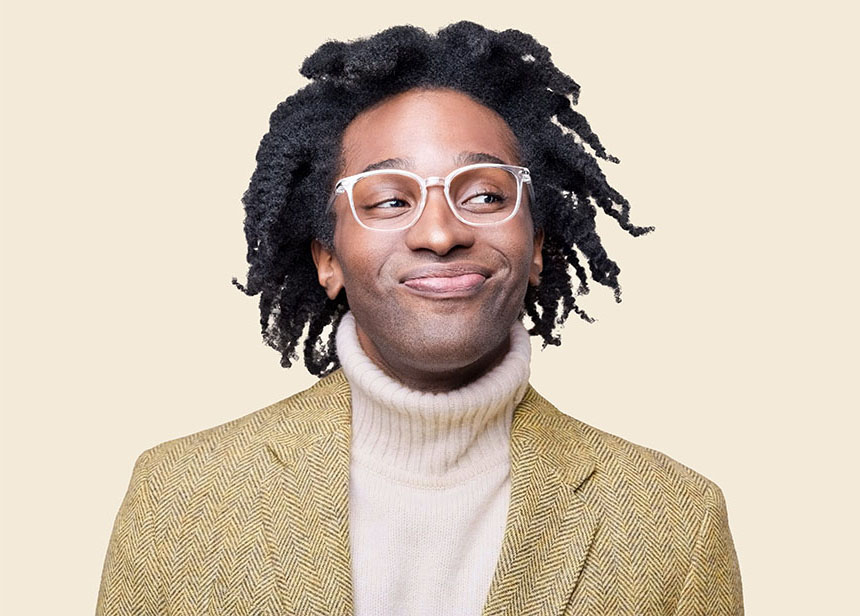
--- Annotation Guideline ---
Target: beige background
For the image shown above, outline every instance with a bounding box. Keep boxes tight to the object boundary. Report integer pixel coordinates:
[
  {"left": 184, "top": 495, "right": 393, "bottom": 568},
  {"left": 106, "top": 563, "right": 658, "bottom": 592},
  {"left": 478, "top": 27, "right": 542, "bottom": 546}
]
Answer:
[{"left": 2, "top": 0, "right": 857, "bottom": 613}]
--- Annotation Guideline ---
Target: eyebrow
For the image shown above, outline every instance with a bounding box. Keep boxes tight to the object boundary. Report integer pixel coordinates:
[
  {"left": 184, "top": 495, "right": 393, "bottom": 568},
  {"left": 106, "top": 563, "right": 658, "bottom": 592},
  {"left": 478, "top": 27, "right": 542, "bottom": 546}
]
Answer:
[
  {"left": 361, "top": 157, "right": 413, "bottom": 173},
  {"left": 360, "top": 152, "right": 508, "bottom": 174},
  {"left": 455, "top": 152, "right": 507, "bottom": 166}
]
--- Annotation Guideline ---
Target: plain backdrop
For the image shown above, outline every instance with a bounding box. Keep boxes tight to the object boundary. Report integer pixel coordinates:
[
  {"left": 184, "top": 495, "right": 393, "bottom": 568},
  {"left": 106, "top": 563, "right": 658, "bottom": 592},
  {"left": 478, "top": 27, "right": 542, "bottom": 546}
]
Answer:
[{"left": 1, "top": 1, "right": 857, "bottom": 613}]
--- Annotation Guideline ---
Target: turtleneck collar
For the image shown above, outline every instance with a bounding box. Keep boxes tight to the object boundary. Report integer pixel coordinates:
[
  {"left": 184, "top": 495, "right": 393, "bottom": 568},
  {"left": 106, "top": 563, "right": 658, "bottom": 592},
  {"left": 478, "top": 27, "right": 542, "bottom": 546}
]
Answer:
[{"left": 336, "top": 311, "right": 532, "bottom": 489}]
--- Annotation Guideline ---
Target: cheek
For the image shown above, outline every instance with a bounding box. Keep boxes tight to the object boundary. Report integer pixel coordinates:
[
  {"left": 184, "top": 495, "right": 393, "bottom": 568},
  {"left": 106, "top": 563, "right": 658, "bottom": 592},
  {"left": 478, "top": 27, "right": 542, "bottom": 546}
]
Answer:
[
  {"left": 333, "top": 224, "right": 397, "bottom": 286},
  {"left": 494, "top": 223, "right": 537, "bottom": 270}
]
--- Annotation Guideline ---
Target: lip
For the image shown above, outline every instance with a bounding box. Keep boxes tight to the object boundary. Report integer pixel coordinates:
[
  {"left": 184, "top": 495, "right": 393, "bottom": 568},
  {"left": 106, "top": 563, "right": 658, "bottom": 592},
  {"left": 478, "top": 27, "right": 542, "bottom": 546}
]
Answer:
[{"left": 399, "top": 263, "right": 491, "bottom": 296}]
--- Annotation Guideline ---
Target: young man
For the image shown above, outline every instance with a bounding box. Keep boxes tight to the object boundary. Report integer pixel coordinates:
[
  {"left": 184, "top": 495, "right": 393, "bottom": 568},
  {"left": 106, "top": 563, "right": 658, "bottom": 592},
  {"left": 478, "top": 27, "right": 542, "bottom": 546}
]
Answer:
[{"left": 97, "top": 23, "right": 743, "bottom": 615}]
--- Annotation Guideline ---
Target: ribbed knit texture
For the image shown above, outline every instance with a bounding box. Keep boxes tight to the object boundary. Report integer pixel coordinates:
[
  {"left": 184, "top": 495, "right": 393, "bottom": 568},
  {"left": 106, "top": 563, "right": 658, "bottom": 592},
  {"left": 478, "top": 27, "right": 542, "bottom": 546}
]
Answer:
[{"left": 336, "top": 311, "right": 531, "bottom": 616}]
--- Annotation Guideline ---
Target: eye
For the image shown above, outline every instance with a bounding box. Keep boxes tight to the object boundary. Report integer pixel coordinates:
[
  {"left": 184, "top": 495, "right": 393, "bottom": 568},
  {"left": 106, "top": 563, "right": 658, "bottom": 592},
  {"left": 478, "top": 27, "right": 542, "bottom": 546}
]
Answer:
[
  {"left": 368, "top": 198, "right": 411, "bottom": 209},
  {"left": 463, "top": 192, "right": 504, "bottom": 205},
  {"left": 459, "top": 191, "right": 509, "bottom": 213},
  {"left": 357, "top": 196, "right": 415, "bottom": 220}
]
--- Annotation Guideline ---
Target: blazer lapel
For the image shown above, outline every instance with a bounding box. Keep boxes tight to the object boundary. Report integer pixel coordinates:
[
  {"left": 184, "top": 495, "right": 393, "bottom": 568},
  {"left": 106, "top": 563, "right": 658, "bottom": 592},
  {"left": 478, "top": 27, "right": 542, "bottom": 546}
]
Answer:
[
  {"left": 262, "top": 371, "right": 355, "bottom": 616},
  {"left": 481, "top": 386, "right": 600, "bottom": 616},
  {"left": 259, "top": 373, "right": 598, "bottom": 616}
]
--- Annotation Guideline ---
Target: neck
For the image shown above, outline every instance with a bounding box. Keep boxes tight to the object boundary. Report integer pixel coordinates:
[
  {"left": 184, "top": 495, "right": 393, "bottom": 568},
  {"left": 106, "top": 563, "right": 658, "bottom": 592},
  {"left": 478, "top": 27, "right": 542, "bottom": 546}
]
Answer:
[{"left": 336, "top": 311, "right": 532, "bottom": 486}]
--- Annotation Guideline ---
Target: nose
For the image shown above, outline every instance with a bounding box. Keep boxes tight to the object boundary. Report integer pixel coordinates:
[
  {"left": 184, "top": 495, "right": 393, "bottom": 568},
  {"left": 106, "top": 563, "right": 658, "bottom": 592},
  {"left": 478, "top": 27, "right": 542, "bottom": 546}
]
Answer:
[{"left": 404, "top": 185, "right": 475, "bottom": 256}]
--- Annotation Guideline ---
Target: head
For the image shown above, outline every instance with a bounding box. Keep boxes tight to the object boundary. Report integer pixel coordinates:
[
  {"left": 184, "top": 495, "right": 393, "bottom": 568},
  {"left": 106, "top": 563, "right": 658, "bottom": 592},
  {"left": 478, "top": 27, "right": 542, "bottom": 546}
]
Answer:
[
  {"left": 311, "top": 88, "right": 543, "bottom": 390},
  {"left": 233, "top": 22, "right": 653, "bottom": 380}
]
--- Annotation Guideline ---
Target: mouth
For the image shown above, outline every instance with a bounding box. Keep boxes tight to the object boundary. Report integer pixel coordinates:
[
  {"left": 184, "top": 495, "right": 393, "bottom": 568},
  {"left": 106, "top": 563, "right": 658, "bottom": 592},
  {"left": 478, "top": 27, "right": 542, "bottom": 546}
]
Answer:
[{"left": 400, "top": 264, "right": 491, "bottom": 296}]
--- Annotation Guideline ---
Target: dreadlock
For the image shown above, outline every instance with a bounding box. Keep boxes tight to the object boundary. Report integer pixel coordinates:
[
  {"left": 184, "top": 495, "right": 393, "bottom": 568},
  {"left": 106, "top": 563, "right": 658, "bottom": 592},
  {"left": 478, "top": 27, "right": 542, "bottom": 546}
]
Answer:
[{"left": 232, "top": 21, "right": 654, "bottom": 377}]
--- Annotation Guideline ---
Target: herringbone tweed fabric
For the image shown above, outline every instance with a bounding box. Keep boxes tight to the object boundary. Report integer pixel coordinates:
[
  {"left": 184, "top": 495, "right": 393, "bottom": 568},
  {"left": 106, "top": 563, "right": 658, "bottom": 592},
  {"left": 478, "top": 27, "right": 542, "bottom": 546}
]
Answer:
[{"left": 97, "top": 369, "right": 743, "bottom": 615}]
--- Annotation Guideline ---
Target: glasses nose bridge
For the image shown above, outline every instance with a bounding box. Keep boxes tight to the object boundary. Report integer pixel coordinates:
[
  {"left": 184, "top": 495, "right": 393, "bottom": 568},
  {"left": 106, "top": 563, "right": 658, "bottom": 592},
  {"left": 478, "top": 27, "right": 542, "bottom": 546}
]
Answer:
[
  {"left": 418, "top": 175, "right": 453, "bottom": 210},
  {"left": 421, "top": 175, "right": 448, "bottom": 200}
]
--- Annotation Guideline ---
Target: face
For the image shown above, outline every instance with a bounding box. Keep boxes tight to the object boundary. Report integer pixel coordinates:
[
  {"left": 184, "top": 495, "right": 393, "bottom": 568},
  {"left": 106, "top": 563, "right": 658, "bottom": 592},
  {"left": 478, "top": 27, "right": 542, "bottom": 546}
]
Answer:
[{"left": 312, "top": 89, "right": 543, "bottom": 391}]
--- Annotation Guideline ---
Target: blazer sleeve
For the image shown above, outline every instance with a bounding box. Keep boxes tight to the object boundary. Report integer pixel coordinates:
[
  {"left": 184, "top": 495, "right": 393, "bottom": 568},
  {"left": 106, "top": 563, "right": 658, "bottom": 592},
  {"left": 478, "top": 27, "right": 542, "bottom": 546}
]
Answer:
[
  {"left": 95, "top": 449, "right": 162, "bottom": 615},
  {"left": 672, "top": 484, "right": 744, "bottom": 615}
]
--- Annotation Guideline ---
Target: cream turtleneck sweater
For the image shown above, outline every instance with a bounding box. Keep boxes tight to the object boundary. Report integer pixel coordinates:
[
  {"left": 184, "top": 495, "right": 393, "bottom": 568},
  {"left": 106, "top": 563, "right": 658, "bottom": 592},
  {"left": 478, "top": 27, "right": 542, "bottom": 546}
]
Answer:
[{"left": 336, "top": 311, "right": 532, "bottom": 616}]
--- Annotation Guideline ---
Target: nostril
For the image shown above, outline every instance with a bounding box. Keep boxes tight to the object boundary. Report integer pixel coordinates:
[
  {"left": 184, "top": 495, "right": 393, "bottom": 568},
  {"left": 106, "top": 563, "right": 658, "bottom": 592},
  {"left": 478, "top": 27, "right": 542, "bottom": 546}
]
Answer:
[{"left": 405, "top": 210, "right": 475, "bottom": 256}]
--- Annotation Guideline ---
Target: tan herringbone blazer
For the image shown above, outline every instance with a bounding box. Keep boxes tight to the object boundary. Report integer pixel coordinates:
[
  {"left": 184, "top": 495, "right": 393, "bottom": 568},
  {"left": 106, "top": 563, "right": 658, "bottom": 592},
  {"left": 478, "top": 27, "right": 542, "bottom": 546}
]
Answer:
[{"left": 97, "top": 369, "right": 743, "bottom": 615}]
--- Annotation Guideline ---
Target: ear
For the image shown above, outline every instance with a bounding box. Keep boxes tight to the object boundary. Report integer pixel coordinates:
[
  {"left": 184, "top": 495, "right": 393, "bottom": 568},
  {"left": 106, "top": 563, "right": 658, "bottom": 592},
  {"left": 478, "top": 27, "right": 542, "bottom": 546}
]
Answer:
[
  {"left": 529, "top": 228, "right": 544, "bottom": 287},
  {"left": 310, "top": 239, "right": 345, "bottom": 300}
]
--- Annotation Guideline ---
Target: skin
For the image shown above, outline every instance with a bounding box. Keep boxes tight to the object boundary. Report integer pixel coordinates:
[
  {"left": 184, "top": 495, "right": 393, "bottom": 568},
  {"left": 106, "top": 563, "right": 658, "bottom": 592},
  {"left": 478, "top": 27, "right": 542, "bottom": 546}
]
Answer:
[{"left": 312, "top": 88, "right": 543, "bottom": 392}]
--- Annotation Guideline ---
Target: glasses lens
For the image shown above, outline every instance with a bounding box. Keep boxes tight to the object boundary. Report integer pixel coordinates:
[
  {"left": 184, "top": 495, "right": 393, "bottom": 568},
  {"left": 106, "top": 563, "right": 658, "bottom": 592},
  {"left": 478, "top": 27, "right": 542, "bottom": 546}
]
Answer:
[
  {"left": 448, "top": 167, "right": 519, "bottom": 224},
  {"left": 351, "top": 173, "right": 422, "bottom": 229}
]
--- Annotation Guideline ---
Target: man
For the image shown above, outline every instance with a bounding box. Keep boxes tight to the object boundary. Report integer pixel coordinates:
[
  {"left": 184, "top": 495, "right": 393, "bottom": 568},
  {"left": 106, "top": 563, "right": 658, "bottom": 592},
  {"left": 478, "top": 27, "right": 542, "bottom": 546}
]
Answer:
[{"left": 97, "top": 22, "right": 743, "bottom": 615}]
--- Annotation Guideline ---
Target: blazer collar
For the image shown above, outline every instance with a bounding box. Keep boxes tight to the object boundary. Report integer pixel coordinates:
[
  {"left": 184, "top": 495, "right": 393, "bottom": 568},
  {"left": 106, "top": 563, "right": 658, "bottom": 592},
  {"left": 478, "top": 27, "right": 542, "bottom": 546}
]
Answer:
[{"left": 263, "top": 369, "right": 598, "bottom": 616}]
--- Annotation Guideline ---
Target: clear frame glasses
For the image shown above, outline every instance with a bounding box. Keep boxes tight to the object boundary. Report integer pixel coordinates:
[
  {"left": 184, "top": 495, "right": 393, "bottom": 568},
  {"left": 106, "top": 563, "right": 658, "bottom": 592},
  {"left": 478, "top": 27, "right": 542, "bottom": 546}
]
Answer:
[{"left": 329, "top": 163, "right": 534, "bottom": 231}]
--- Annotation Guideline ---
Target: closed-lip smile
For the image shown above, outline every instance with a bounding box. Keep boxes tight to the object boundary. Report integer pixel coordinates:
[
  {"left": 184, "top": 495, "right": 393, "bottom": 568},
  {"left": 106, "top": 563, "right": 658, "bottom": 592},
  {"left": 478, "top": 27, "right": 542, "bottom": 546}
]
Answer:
[{"left": 400, "top": 264, "right": 491, "bottom": 295}]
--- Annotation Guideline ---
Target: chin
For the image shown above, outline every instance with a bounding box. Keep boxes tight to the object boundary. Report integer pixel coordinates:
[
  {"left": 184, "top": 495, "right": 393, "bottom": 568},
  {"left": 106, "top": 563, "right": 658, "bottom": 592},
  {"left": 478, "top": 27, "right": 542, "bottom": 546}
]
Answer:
[{"left": 403, "top": 322, "right": 508, "bottom": 370}]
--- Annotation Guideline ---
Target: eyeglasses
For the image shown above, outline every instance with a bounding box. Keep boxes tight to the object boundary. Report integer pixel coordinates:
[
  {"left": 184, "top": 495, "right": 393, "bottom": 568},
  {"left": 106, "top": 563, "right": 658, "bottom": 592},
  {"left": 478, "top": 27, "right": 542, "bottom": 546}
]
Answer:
[{"left": 329, "top": 163, "right": 534, "bottom": 231}]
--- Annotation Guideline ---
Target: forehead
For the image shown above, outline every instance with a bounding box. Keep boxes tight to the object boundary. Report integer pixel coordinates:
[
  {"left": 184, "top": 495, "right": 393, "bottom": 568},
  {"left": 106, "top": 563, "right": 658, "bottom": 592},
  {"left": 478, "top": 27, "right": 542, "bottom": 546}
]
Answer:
[{"left": 340, "top": 89, "right": 520, "bottom": 175}]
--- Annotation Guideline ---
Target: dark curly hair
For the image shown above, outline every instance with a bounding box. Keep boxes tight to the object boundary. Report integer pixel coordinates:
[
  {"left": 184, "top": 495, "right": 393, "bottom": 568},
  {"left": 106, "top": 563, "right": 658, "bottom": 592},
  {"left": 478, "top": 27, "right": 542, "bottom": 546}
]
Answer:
[{"left": 232, "top": 21, "right": 654, "bottom": 377}]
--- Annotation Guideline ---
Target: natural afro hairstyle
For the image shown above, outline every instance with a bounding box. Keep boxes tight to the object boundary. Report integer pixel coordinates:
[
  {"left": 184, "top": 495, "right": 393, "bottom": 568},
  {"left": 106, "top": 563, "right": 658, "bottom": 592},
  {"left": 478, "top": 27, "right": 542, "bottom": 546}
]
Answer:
[{"left": 232, "top": 21, "right": 654, "bottom": 377}]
